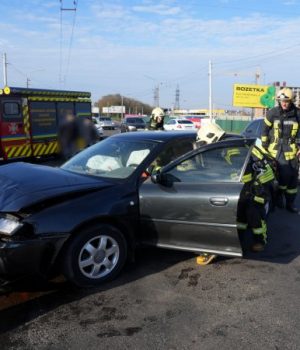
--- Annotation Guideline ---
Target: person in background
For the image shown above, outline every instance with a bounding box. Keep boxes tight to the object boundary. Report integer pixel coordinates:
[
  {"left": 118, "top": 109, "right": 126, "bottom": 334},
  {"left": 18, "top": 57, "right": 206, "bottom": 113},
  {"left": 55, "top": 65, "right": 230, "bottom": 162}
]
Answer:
[
  {"left": 58, "top": 113, "right": 79, "bottom": 160},
  {"left": 261, "top": 87, "right": 300, "bottom": 214},
  {"left": 80, "top": 117, "right": 99, "bottom": 148},
  {"left": 149, "top": 107, "right": 165, "bottom": 130}
]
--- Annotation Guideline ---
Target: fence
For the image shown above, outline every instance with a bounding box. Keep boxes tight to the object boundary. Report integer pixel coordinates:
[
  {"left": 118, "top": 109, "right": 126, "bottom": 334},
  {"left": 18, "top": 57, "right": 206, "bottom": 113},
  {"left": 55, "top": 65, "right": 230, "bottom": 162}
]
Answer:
[{"left": 215, "top": 116, "right": 251, "bottom": 134}]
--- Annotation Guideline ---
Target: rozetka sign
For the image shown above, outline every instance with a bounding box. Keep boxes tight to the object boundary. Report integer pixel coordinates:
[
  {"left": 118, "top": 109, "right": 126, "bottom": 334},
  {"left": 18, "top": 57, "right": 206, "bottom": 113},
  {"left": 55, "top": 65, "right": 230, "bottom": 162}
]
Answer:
[{"left": 233, "top": 84, "right": 275, "bottom": 108}]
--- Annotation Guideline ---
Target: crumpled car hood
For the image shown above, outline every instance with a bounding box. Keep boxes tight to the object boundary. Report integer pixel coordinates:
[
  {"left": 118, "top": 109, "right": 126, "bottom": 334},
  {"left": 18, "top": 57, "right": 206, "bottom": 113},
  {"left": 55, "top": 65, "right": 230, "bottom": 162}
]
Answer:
[{"left": 0, "top": 162, "right": 112, "bottom": 212}]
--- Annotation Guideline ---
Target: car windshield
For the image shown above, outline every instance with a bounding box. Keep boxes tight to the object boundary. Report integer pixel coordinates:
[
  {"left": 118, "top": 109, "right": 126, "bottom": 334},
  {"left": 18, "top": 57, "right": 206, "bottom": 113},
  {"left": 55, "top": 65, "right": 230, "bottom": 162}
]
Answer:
[
  {"left": 61, "top": 137, "right": 157, "bottom": 179},
  {"left": 178, "top": 120, "right": 193, "bottom": 124},
  {"left": 126, "top": 118, "right": 144, "bottom": 124}
]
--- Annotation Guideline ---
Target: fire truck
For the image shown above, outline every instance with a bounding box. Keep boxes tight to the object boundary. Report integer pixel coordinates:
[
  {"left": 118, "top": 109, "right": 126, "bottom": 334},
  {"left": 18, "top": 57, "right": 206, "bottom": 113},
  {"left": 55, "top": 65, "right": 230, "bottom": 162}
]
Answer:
[{"left": 0, "top": 86, "right": 91, "bottom": 161}]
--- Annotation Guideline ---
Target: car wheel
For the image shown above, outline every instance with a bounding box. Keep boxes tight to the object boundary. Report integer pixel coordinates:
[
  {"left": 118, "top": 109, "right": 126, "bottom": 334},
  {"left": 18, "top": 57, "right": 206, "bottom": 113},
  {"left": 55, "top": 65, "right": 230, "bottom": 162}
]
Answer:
[{"left": 62, "top": 224, "right": 127, "bottom": 287}]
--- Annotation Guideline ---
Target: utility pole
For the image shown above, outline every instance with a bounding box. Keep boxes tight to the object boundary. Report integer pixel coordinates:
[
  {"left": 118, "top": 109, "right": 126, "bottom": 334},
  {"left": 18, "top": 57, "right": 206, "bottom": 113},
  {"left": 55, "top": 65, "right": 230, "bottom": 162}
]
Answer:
[
  {"left": 174, "top": 84, "right": 180, "bottom": 110},
  {"left": 2, "top": 53, "right": 8, "bottom": 86},
  {"left": 121, "top": 95, "right": 124, "bottom": 120},
  {"left": 255, "top": 67, "right": 260, "bottom": 85},
  {"left": 153, "top": 85, "right": 159, "bottom": 107},
  {"left": 26, "top": 78, "right": 30, "bottom": 88},
  {"left": 208, "top": 60, "right": 212, "bottom": 120},
  {"left": 252, "top": 67, "right": 261, "bottom": 120}
]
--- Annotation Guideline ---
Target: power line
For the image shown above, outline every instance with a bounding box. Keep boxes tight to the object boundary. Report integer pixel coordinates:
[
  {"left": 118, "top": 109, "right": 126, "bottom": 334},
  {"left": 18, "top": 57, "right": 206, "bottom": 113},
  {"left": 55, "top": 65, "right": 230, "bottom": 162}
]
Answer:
[
  {"left": 215, "top": 43, "right": 300, "bottom": 68},
  {"left": 65, "top": 0, "right": 78, "bottom": 87}
]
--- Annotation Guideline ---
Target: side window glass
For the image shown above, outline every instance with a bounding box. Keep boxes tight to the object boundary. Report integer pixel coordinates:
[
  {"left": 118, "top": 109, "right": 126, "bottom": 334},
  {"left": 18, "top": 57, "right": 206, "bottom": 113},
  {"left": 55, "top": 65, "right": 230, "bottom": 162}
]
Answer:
[
  {"left": 3, "top": 102, "right": 22, "bottom": 121},
  {"left": 168, "top": 146, "right": 249, "bottom": 183},
  {"left": 256, "top": 120, "right": 263, "bottom": 137},
  {"left": 149, "top": 139, "right": 194, "bottom": 173},
  {"left": 245, "top": 121, "right": 256, "bottom": 135}
]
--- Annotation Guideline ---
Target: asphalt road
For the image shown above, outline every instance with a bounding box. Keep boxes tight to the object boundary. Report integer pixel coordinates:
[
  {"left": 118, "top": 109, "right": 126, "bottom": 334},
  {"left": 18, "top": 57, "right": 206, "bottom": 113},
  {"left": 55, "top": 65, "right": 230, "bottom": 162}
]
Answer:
[{"left": 0, "top": 130, "right": 300, "bottom": 349}]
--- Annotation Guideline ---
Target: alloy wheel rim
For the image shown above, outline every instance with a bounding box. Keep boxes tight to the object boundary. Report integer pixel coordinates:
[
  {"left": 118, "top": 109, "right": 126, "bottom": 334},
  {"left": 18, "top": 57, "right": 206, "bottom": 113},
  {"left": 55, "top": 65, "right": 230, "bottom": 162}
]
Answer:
[{"left": 78, "top": 235, "right": 120, "bottom": 279}]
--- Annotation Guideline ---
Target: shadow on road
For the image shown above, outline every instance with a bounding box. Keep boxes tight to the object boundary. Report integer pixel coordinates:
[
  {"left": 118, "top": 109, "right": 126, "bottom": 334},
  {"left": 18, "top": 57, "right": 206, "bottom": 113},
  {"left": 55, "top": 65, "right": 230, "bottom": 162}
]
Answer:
[{"left": 0, "top": 247, "right": 194, "bottom": 334}]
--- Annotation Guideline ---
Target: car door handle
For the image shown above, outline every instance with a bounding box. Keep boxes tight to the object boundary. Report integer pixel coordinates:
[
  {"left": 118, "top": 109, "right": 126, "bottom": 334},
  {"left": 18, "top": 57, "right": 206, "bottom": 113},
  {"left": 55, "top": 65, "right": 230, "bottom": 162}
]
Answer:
[{"left": 209, "top": 197, "right": 228, "bottom": 206}]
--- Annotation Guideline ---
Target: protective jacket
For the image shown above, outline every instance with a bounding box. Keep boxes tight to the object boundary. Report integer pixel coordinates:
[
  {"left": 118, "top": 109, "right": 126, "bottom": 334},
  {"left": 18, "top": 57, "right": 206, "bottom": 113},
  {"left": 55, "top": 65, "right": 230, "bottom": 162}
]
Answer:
[
  {"left": 261, "top": 103, "right": 300, "bottom": 162},
  {"left": 149, "top": 115, "right": 164, "bottom": 130}
]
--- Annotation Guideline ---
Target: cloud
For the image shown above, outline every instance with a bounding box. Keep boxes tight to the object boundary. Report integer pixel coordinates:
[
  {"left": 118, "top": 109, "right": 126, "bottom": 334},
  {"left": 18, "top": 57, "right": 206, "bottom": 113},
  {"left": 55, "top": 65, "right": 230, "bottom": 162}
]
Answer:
[
  {"left": 132, "top": 4, "right": 181, "bottom": 16},
  {"left": 92, "top": 4, "right": 129, "bottom": 19},
  {"left": 282, "top": 0, "right": 297, "bottom": 4}
]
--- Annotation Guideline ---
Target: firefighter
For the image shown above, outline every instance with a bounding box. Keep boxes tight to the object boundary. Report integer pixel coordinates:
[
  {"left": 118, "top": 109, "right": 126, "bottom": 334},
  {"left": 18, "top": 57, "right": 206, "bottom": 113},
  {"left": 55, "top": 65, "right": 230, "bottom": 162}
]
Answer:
[
  {"left": 237, "top": 144, "right": 276, "bottom": 252},
  {"left": 149, "top": 107, "right": 165, "bottom": 130},
  {"left": 261, "top": 87, "right": 300, "bottom": 214}
]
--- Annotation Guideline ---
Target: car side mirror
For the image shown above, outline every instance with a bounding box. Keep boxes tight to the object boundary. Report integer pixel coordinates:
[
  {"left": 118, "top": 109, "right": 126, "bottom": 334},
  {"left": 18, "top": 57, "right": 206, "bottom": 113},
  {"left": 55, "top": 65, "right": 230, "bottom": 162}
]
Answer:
[{"left": 151, "top": 171, "right": 180, "bottom": 187}]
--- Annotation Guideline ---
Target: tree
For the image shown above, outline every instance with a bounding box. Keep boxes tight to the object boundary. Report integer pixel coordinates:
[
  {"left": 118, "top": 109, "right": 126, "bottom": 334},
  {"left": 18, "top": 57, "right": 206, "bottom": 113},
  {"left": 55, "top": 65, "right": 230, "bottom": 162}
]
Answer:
[{"left": 95, "top": 94, "right": 153, "bottom": 119}]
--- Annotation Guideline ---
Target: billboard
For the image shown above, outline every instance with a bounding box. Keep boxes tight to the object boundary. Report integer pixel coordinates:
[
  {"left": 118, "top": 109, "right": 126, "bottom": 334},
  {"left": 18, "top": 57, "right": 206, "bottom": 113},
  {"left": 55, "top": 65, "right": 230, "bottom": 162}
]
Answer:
[
  {"left": 233, "top": 84, "right": 275, "bottom": 108},
  {"left": 102, "top": 106, "right": 125, "bottom": 114}
]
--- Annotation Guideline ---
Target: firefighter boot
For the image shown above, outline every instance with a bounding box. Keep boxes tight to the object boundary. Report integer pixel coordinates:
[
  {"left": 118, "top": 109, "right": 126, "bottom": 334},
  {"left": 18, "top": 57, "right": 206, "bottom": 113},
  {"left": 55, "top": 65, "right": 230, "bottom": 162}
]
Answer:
[
  {"left": 196, "top": 253, "right": 217, "bottom": 265},
  {"left": 251, "top": 235, "right": 266, "bottom": 253}
]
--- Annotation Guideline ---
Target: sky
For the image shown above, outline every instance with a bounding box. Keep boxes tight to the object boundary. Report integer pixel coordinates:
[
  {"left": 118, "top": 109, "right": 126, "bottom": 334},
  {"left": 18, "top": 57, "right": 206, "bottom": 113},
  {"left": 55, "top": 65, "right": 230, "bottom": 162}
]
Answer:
[{"left": 1, "top": 0, "right": 300, "bottom": 110}]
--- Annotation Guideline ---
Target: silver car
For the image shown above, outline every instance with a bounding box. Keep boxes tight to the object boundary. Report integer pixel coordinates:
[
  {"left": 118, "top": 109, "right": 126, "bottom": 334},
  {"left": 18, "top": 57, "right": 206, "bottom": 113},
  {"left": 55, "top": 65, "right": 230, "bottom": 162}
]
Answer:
[{"left": 98, "top": 117, "right": 116, "bottom": 130}]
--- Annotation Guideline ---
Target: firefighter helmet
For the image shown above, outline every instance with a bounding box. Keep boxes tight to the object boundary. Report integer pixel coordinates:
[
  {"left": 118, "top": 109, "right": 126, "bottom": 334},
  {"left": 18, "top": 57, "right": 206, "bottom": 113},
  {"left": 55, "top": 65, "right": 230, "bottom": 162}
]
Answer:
[
  {"left": 151, "top": 107, "right": 164, "bottom": 119},
  {"left": 276, "top": 88, "right": 294, "bottom": 101},
  {"left": 196, "top": 121, "right": 225, "bottom": 146}
]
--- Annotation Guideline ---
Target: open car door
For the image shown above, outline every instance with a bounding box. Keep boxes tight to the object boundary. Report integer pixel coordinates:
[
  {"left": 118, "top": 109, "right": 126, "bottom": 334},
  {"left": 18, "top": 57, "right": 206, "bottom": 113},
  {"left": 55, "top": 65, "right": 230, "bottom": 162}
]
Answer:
[{"left": 139, "top": 139, "right": 253, "bottom": 257}]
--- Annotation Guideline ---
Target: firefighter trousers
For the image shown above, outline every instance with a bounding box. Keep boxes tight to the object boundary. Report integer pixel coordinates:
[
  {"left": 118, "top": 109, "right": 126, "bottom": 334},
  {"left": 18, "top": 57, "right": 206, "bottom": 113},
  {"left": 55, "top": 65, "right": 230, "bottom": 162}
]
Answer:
[
  {"left": 237, "top": 197, "right": 267, "bottom": 244},
  {"left": 277, "top": 159, "right": 298, "bottom": 207}
]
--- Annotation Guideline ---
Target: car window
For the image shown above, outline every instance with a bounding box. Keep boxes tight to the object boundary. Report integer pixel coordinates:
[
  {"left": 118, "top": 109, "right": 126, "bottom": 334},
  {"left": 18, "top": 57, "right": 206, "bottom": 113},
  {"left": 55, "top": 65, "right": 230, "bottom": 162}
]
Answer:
[
  {"left": 256, "top": 119, "right": 263, "bottom": 137},
  {"left": 149, "top": 139, "right": 195, "bottom": 172},
  {"left": 244, "top": 120, "right": 259, "bottom": 136},
  {"left": 166, "top": 145, "right": 249, "bottom": 183},
  {"left": 166, "top": 119, "right": 174, "bottom": 124},
  {"left": 178, "top": 120, "right": 193, "bottom": 124},
  {"left": 62, "top": 138, "right": 157, "bottom": 179}
]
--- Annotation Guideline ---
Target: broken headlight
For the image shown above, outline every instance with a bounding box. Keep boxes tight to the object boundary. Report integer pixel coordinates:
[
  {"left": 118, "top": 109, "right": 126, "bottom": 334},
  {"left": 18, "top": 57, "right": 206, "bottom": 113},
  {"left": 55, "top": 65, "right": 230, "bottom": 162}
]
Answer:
[{"left": 0, "top": 214, "right": 23, "bottom": 236}]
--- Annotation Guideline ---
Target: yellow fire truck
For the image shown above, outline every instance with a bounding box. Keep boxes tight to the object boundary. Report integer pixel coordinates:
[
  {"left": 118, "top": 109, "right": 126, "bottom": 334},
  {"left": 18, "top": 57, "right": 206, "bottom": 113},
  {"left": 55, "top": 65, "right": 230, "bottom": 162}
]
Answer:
[{"left": 0, "top": 86, "right": 91, "bottom": 161}]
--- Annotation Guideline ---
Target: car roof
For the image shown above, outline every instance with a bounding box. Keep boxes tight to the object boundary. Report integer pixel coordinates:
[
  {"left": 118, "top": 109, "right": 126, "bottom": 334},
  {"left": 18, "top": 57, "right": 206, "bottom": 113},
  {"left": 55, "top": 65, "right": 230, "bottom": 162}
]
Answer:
[
  {"left": 110, "top": 130, "right": 246, "bottom": 143},
  {"left": 110, "top": 130, "right": 197, "bottom": 142}
]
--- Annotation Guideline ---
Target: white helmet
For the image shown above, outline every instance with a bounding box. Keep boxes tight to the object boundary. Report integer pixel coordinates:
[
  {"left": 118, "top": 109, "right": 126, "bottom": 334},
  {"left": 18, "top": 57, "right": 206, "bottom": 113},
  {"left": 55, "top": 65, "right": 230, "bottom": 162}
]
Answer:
[
  {"left": 151, "top": 107, "right": 164, "bottom": 120},
  {"left": 276, "top": 88, "right": 294, "bottom": 101},
  {"left": 196, "top": 121, "right": 225, "bottom": 146}
]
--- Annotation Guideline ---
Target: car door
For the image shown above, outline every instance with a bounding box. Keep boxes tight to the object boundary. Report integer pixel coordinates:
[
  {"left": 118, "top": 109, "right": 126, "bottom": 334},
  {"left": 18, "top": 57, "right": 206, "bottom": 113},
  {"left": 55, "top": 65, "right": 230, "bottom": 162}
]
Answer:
[{"left": 139, "top": 140, "right": 252, "bottom": 257}]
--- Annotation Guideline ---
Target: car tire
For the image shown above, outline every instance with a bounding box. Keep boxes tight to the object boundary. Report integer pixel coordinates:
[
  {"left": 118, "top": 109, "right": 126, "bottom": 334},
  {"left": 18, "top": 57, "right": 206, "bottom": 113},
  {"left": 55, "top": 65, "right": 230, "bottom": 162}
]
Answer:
[{"left": 62, "top": 224, "right": 127, "bottom": 287}]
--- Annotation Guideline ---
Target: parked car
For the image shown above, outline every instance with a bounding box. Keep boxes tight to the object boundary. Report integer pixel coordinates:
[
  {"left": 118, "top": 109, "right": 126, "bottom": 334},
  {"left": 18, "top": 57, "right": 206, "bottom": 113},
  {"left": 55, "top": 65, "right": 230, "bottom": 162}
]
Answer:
[
  {"left": 0, "top": 131, "right": 256, "bottom": 288},
  {"left": 164, "top": 118, "right": 197, "bottom": 131},
  {"left": 120, "top": 117, "right": 147, "bottom": 133},
  {"left": 241, "top": 118, "right": 263, "bottom": 139},
  {"left": 184, "top": 116, "right": 208, "bottom": 129},
  {"left": 92, "top": 117, "right": 104, "bottom": 138},
  {"left": 98, "top": 116, "right": 116, "bottom": 130}
]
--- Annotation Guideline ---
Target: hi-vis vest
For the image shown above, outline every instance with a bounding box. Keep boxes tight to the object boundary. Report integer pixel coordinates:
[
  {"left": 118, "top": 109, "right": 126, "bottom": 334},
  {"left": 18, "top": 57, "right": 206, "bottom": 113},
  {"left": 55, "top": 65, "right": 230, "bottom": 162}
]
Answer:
[{"left": 261, "top": 105, "right": 300, "bottom": 161}]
